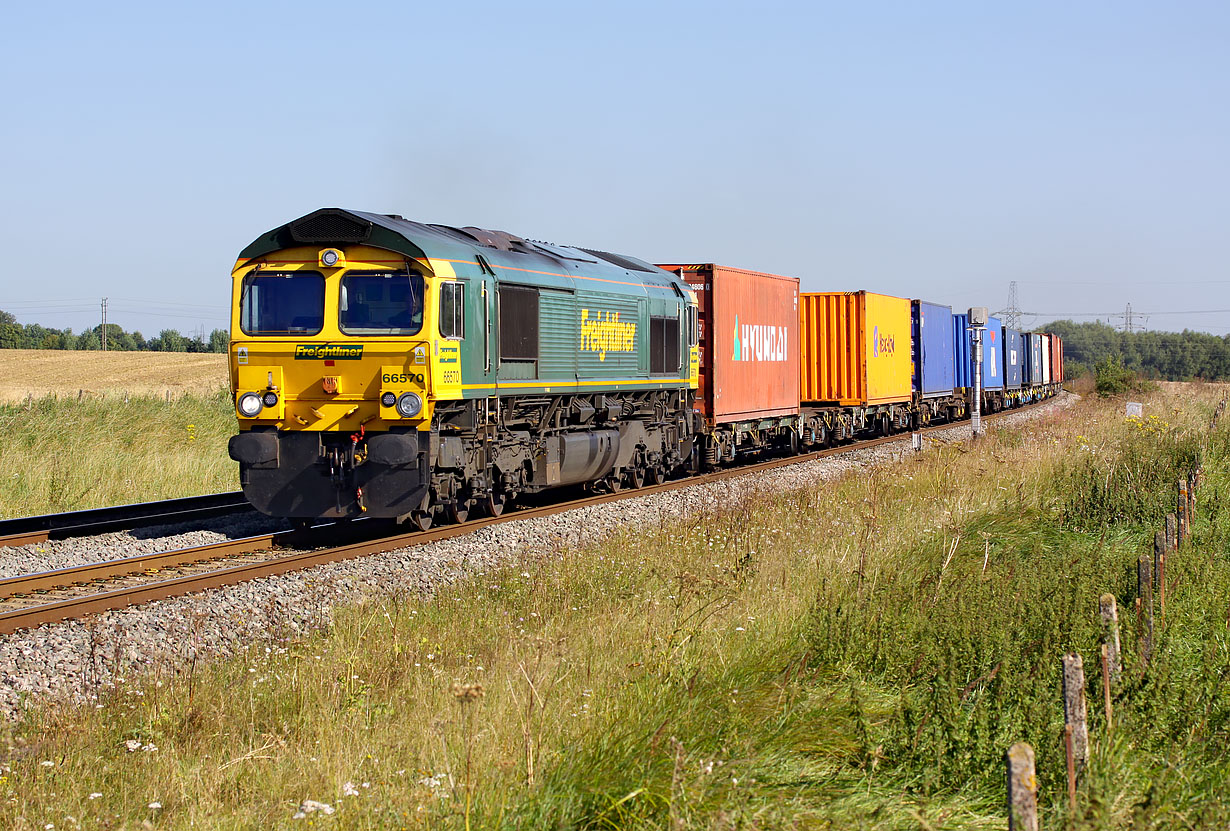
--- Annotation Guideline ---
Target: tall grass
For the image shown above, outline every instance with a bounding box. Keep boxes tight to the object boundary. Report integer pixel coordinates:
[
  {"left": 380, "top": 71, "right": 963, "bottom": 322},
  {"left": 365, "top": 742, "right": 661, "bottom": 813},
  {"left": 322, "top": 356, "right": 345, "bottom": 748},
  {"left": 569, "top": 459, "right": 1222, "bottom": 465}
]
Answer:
[
  {"left": 2, "top": 387, "right": 1228, "bottom": 829},
  {"left": 0, "top": 390, "right": 237, "bottom": 518}
]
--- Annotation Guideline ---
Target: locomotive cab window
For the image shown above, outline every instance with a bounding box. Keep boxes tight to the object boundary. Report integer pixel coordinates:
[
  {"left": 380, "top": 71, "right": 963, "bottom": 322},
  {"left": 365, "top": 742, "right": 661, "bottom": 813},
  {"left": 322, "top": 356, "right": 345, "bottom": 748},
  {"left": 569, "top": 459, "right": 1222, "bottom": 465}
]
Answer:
[
  {"left": 339, "top": 270, "right": 425, "bottom": 335},
  {"left": 240, "top": 271, "right": 325, "bottom": 336},
  {"left": 439, "top": 281, "right": 464, "bottom": 339}
]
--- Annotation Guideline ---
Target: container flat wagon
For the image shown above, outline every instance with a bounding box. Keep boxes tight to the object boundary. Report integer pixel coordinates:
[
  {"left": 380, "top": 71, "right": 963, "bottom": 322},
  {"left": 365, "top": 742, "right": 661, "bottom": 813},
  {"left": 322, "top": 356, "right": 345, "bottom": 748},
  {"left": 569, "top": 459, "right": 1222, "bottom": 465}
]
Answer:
[
  {"left": 911, "top": 300, "right": 964, "bottom": 423},
  {"left": 799, "top": 291, "right": 914, "bottom": 440},
  {"left": 1003, "top": 327, "right": 1024, "bottom": 403},
  {"left": 954, "top": 313, "right": 1006, "bottom": 412},
  {"left": 661, "top": 264, "right": 801, "bottom": 464}
]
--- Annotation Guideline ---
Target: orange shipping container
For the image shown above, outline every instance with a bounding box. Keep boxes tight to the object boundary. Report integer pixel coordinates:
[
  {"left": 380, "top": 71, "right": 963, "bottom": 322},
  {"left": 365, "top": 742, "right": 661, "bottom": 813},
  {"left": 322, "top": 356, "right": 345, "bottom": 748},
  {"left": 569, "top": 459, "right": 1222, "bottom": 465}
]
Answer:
[
  {"left": 800, "top": 291, "right": 913, "bottom": 405},
  {"left": 660, "top": 264, "right": 800, "bottom": 424}
]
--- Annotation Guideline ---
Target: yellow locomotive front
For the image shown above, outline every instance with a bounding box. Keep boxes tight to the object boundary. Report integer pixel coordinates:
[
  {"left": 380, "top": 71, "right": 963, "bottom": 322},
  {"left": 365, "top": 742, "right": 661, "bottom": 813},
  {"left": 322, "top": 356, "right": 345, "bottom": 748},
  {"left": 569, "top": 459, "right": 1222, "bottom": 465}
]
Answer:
[{"left": 228, "top": 238, "right": 454, "bottom": 524}]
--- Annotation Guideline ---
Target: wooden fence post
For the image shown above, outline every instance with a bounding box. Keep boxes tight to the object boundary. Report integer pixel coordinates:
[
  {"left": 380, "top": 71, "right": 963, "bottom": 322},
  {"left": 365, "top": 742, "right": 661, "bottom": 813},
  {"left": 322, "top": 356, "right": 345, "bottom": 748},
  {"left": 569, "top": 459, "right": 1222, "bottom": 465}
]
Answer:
[
  {"left": 1006, "top": 742, "right": 1039, "bottom": 831},
  {"left": 1187, "top": 470, "right": 1197, "bottom": 525},
  {"left": 1062, "top": 653, "right": 1088, "bottom": 769},
  {"left": 1099, "top": 594, "right": 1121, "bottom": 683},
  {"left": 1100, "top": 643, "right": 1113, "bottom": 731},
  {"left": 1176, "top": 480, "right": 1187, "bottom": 548},
  {"left": 1154, "top": 531, "right": 1166, "bottom": 619},
  {"left": 1166, "top": 513, "right": 1177, "bottom": 553},
  {"left": 1137, "top": 556, "right": 1153, "bottom": 663}
]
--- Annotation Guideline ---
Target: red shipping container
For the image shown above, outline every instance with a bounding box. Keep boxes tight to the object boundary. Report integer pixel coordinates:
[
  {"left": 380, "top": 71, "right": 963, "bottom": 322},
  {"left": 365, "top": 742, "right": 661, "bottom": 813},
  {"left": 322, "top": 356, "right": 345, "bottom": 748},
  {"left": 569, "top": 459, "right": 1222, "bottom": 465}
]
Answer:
[
  {"left": 658, "top": 264, "right": 800, "bottom": 424},
  {"left": 1050, "top": 334, "right": 1064, "bottom": 384}
]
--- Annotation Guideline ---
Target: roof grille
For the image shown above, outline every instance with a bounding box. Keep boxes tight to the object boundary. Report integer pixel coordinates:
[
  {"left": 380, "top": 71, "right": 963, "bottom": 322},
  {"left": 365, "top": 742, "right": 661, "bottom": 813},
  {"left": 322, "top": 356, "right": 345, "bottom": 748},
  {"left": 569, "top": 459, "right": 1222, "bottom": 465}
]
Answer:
[
  {"left": 577, "top": 248, "right": 655, "bottom": 273},
  {"left": 290, "top": 209, "right": 372, "bottom": 244}
]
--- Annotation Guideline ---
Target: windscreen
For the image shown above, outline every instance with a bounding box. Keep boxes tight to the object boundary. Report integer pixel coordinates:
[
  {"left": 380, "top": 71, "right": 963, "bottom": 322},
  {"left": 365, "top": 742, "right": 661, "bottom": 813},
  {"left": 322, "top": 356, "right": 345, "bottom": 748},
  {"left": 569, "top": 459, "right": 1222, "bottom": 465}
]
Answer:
[
  {"left": 339, "top": 270, "right": 425, "bottom": 335},
  {"left": 239, "top": 272, "right": 325, "bottom": 335}
]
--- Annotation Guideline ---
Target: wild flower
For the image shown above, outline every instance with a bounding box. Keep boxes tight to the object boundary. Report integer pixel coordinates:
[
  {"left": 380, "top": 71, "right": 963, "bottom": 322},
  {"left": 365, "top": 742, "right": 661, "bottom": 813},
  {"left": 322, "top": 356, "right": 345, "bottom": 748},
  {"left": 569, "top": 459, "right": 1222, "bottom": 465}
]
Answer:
[
  {"left": 88, "top": 793, "right": 102, "bottom": 800},
  {"left": 342, "top": 781, "right": 359, "bottom": 797},
  {"left": 124, "top": 740, "right": 141, "bottom": 752},
  {"left": 40, "top": 760, "right": 54, "bottom": 768},
  {"left": 293, "top": 800, "right": 335, "bottom": 818},
  {"left": 147, "top": 802, "right": 162, "bottom": 810}
]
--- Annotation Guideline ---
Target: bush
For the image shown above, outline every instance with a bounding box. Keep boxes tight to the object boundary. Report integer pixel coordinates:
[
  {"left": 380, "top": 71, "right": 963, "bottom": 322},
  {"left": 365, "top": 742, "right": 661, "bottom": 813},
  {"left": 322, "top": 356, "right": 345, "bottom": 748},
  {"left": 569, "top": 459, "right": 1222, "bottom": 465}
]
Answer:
[{"left": 1094, "top": 355, "right": 1137, "bottom": 396}]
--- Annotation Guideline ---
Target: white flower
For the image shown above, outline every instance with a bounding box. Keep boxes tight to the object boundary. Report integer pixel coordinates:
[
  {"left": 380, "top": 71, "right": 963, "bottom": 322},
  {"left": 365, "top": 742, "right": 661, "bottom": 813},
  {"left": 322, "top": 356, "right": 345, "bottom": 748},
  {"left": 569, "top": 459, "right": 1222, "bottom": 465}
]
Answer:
[
  {"left": 141, "top": 744, "right": 158, "bottom": 753},
  {"left": 88, "top": 793, "right": 102, "bottom": 800},
  {"left": 124, "top": 740, "right": 141, "bottom": 752},
  {"left": 294, "top": 800, "right": 335, "bottom": 819},
  {"left": 148, "top": 802, "right": 162, "bottom": 810},
  {"left": 40, "top": 760, "right": 54, "bottom": 768},
  {"left": 342, "top": 781, "right": 359, "bottom": 797}
]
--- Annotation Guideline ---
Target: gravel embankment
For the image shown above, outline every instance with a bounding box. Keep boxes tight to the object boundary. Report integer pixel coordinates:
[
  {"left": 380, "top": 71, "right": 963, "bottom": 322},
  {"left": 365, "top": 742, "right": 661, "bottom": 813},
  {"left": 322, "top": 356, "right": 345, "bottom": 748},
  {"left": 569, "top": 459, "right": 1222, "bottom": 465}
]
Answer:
[{"left": 0, "top": 394, "right": 1076, "bottom": 717}]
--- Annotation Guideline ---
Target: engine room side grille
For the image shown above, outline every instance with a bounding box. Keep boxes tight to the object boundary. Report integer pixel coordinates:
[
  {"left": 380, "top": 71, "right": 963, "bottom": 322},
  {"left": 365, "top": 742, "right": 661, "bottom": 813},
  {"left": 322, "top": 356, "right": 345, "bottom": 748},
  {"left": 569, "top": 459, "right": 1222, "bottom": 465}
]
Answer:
[{"left": 290, "top": 210, "right": 373, "bottom": 244}]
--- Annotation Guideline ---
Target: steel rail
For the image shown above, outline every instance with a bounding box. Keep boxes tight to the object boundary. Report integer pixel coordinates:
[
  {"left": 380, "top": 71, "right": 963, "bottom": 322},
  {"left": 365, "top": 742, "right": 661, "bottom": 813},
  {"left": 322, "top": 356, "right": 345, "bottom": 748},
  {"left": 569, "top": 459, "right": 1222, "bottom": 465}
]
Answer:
[
  {"left": 0, "top": 492, "right": 253, "bottom": 548},
  {"left": 0, "top": 399, "right": 1053, "bottom": 635}
]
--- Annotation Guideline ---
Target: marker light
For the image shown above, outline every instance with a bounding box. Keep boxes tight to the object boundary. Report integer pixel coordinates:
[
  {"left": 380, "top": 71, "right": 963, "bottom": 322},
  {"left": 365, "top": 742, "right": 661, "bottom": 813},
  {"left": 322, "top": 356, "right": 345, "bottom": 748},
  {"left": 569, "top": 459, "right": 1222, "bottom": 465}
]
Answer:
[
  {"left": 395, "top": 391, "right": 422, "bottom": 418},
  {"left": 262, "top": 391, "right": 279, "bottom": 408},
  {"left": 237, "top": 392, "right": 263, "bottom": 417},
  {"left": 380, "top": 392, "right": 396, "bottom": 407},
  {"left": 321, "top": 249, "right": 340, "bottom": 267}
]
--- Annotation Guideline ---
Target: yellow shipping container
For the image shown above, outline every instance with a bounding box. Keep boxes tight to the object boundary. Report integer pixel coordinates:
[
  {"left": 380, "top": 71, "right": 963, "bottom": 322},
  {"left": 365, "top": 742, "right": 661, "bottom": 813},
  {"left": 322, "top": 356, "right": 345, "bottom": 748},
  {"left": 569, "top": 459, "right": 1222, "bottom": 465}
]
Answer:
[{"left": 800, "top": 291, "right": 913, "bottom": 405}]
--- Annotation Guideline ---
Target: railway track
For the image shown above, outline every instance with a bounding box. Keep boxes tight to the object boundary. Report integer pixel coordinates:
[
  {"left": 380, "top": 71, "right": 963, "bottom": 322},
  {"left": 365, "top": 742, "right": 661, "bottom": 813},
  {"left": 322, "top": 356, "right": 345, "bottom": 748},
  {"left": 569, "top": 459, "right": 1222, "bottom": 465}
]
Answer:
[
  {"left": 0, "top": 492, "right": 253, "bottom": 548},
  {"left": 0, "top": 401, "right": 1051, "bottom": 635}
]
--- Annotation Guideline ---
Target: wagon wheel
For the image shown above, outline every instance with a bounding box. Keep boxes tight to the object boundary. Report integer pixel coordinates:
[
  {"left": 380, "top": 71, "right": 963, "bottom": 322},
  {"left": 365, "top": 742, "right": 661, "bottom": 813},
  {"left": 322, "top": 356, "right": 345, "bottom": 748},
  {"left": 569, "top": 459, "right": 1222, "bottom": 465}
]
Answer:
[
  {"left": 789, "top": 429, "right": 800, "bottom": 455},
  {"left": 626, "top": 465, "right": 645, "bottom": 489},
  {"left": 646, "top": 465, "right": 664, "bottom": 486}
]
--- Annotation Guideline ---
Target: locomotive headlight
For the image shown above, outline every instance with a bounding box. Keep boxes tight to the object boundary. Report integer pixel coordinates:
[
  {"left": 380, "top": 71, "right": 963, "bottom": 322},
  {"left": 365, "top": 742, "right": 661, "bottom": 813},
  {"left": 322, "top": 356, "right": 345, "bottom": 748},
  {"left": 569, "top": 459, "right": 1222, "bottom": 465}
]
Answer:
[
  {"left": 237, "top": 392, "right": 263, "bottom": 417},
  {"left": 395, "top": 391, "right": 422, "bottom": 418},
  {"left": 319, "top": 248, "right": 343, "bottom": 268},
  {"left": 262, "top": 391, "right": 279, "bottom": 408},
  {"left": 380, "top": 392, "right": 396, "bottom": 407}
]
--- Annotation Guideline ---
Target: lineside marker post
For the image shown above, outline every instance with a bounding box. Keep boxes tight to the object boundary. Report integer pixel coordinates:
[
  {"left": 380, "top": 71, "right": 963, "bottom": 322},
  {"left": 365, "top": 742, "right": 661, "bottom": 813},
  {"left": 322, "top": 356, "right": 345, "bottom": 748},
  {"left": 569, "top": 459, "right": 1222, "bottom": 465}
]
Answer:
[{"left": 1005, "top": 742, "right": 1039, "bottom": 831}]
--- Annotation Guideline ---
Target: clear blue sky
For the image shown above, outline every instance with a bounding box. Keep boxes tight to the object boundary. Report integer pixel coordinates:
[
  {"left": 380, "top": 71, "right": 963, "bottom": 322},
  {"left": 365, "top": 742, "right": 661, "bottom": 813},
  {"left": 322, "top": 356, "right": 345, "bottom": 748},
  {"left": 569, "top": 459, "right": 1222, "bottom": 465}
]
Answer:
[{"left": 2, "top": 1, "right": 1227, "bottom": 336}]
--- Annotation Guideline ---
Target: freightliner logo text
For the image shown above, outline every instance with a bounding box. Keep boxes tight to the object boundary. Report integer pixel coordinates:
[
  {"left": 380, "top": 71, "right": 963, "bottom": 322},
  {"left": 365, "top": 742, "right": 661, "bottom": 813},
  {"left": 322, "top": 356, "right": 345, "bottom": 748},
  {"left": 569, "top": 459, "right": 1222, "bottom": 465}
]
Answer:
[
  {"left": 580, "top": 309, "right": 636, "bottom": 362},
  {"left": 295, "top": 344, "right": 364, "bottom": 360}
]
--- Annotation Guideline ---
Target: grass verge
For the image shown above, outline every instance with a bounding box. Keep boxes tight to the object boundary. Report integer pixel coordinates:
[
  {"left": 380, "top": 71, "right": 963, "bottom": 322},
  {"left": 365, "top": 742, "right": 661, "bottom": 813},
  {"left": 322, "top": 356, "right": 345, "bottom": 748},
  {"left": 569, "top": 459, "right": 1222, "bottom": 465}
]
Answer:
[
  {"left": 3, "top": 386, "right": 1229, "bottom": 829},
  {"left": 0, "top": 390, "right": 237, "bottom": 518}
]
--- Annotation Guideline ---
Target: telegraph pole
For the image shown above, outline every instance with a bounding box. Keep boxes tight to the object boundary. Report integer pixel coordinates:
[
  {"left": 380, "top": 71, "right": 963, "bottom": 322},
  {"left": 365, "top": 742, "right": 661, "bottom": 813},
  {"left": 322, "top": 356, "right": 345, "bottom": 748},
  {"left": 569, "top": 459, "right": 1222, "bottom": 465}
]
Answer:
[{"left": 101, "top": 297, "right": 108, "bottom": 351}]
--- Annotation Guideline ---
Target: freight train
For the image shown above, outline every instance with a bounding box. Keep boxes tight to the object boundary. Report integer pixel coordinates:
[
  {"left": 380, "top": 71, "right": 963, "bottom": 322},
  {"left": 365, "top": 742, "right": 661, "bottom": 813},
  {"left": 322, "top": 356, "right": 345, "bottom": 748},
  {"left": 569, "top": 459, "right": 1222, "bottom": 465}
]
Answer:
[{"left": 227, "top": 209, "right": 1063, "bottom": 528}]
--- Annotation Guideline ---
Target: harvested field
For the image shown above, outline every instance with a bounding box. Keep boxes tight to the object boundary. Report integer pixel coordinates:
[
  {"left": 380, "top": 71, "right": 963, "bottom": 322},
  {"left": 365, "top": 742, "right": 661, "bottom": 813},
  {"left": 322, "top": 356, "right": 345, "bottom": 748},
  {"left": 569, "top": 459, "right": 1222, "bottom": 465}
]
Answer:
[{"left": 0, "top": 350, "right": 227, "bottom": 401}]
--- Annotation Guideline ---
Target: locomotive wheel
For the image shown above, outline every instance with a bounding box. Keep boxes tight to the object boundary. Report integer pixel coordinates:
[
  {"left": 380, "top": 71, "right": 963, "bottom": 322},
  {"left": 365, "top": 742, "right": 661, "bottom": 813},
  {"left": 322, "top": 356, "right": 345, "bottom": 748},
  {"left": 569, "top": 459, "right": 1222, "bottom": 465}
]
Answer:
[
  {"left": 409, "top": 509, "right": 433, "bottom": 531},
  {"left": 627, "top": 466, "right": 645, "bottom": 489},
  {"left": 482, "top": 491, "right": 506, "bottom": 517},
  {"left": 292, "top": 518, "right": 313, "bottom": 532},
  {"left": 646, "top": 465, "right": 664, "bottom": 486},
  {"left": 445, "top": 497, "right": 470, "bottom": 525}
]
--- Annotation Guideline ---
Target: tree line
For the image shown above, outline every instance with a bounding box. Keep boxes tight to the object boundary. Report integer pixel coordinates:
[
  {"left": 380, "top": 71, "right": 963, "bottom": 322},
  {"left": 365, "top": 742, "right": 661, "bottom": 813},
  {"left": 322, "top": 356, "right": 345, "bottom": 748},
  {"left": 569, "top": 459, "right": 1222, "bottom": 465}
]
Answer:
[
  {"left": 0, "top": 310, "right": 227, "bottom": 353},
  {"left": 1041, "top": 320, "right": 1230, "bottom": 381}
]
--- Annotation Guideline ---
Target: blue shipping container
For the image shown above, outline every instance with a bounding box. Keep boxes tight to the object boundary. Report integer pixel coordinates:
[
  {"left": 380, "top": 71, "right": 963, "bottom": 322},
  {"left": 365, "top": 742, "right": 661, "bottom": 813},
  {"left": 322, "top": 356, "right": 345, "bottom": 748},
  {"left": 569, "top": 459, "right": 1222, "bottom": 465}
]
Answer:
[
  {"left": 912, "top": 300, "right": 955, "bottom": 398},
  {"left": 1027, "top": 334, "right": 1044, "bottom": 386},
  {"left": 953, "top": 314, "right": 1004, "bottom": 391},
  {"left": 1003, "top": 328, "right": 1023, "bottom": 389}
]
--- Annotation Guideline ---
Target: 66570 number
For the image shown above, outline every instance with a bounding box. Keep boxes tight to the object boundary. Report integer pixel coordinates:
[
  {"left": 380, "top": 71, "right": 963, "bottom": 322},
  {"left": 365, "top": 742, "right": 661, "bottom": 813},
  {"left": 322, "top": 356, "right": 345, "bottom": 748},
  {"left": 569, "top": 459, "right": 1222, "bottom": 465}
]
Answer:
[{"left": 382, "top": 372, "right": 425, "bottom": 384}]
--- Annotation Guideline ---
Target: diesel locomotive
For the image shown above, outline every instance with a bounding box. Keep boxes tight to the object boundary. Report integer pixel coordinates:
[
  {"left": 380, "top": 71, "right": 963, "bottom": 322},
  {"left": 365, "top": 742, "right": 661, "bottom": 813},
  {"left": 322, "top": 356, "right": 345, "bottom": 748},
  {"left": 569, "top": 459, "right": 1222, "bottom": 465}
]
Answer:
[{"left": 227, "top": 209, "right": 699, "bottom": 528}]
